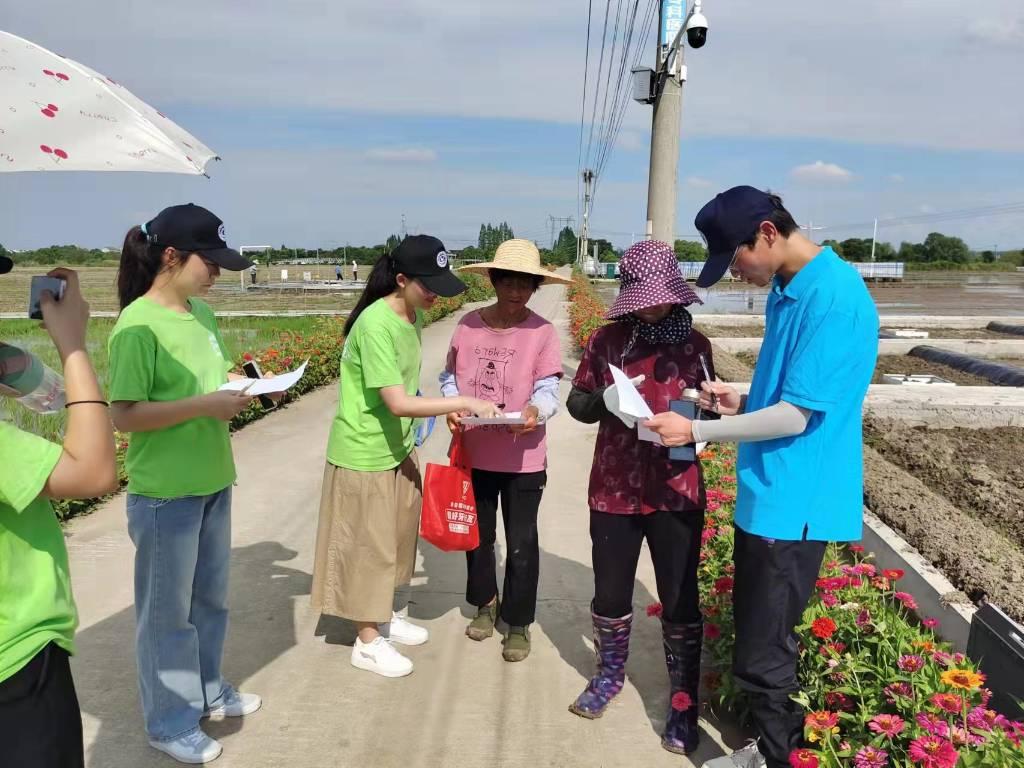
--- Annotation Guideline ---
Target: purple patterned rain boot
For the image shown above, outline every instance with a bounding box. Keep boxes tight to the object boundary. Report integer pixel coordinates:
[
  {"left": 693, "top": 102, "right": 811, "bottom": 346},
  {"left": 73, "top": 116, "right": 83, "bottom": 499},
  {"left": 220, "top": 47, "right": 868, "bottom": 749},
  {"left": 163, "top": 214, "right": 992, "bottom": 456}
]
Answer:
[
  {"left": 661, "top": 619, "right": 703, "bottom": 754},
  {"left": 568, "top": 606, "right": 633, "bottom": 719}
]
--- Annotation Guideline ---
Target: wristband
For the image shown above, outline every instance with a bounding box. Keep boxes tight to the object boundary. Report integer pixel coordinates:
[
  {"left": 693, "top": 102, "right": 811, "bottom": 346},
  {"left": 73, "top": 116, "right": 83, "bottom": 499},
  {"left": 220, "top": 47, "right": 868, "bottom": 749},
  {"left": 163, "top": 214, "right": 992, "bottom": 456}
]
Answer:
[{"left": 65, "top": 400, "right": 109, "bottom": 408}]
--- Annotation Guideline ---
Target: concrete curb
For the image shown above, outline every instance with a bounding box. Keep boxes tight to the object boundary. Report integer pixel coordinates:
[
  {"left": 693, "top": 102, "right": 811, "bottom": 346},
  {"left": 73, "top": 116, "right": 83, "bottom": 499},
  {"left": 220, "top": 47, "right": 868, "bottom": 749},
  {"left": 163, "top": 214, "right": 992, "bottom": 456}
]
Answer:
[{"left": 859, "top": 509, "right": 976, "bottom": 651}]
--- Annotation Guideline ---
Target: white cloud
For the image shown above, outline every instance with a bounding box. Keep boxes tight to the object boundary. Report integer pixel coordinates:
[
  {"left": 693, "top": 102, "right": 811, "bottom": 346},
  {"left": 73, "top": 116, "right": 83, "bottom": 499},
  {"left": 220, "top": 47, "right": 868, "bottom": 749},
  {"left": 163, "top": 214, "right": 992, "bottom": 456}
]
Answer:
[
  {"left": 966, "top": 17, "right": 1024, "bottom": 47},
  {"left": 364, "top": 148, "right": 437, "bottom": 163},
  {"left": 790, "top": 161, "right": 854, "bottom": 183},
  {"left": 686, "top": 176, "right": 715, "bottom": 188},
  {"left": 888, "top": 174, "right": 905, "bottom": 183}
]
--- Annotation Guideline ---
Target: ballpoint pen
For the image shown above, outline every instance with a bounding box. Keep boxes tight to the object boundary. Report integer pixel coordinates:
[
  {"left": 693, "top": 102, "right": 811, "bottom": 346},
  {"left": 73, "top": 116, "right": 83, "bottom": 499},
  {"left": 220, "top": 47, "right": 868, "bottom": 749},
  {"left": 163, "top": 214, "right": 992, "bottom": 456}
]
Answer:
[{"left": 698, "top": 352, "right": 717, "bottom": 411}]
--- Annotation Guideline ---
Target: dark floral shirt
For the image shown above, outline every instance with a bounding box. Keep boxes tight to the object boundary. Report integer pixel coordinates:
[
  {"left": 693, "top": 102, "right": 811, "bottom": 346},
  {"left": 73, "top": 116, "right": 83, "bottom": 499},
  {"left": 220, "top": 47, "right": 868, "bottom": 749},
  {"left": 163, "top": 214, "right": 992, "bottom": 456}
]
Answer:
[{"left": 572, "top": 321, "right": 714, "bottom": 515}]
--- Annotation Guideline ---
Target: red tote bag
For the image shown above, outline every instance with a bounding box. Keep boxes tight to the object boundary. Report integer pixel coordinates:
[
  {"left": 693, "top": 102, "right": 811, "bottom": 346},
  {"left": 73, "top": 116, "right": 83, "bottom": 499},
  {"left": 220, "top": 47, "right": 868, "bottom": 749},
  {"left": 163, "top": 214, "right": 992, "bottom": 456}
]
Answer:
[{"left": 419, "top": 435, "right": 480, "bottom": 552}]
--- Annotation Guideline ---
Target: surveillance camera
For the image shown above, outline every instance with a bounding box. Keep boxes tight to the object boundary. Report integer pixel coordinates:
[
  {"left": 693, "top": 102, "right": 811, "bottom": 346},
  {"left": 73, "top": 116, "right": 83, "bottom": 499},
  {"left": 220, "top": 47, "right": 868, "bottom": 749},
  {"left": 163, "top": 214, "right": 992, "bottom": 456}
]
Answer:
[{"left": 685, "top": 10, "right": 708, "bottom": 49}]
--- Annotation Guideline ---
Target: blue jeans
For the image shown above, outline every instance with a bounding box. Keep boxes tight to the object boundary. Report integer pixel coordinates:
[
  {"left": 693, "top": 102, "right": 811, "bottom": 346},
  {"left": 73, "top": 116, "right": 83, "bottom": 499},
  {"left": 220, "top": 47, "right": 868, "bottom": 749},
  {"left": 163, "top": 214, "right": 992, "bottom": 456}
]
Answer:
[{"left": 126, "top": 488, "right": 232, "bottom": 742}]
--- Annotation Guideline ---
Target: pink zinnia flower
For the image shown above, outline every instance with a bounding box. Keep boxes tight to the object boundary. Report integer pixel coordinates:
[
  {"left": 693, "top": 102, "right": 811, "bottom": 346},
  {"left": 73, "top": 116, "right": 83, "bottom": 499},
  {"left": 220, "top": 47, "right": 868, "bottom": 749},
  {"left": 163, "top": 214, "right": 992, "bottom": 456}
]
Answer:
[
  {"left": 713, "top": 576, "right": 734, "bottom": 595},
  {"left": 821, "top": 593, "right": 838, "bottom": 608},
  {"left": 922, "top": 617, "right": 940, "bottom": 629},
  {"left": 868, "top": 713, "right": 906, "bottom": 738},
  {"left": 857, "top": 609, "right": 873, "bottom": 632},
  {"left": 789, "top": 749, "right": 820, "bottom": 768},
  {"left": 671, "top": 691, "right": 693, "bottom": 711},
  {"left": 884, "top": 682, "right": 913, "bottom": 703},
  {"left": 825, "top": 691, "right": 853, "bottom": 712},
  {"left": 967, "top": 707, "right": 1008, "bottom": 732},
  {"left": 849, "top": 544, "right": 865, "bottom": 553},
  {"left": 645, "top": 603, "right": 663, "bottom": 618},
  {"left": 908, "top": 736, "right": 958, "bottom": 768},
  {"left": 898, "top": 654, "right": 925, "bottom": 673},
  {"left": 894, "top": 591, "right": 919, "bottom": 611},
  {"left": 854, "top": 746, "right": 889, "bottom": 768},
  {"left": 916, "top": 712, "right": 950, "bottom": 738}
]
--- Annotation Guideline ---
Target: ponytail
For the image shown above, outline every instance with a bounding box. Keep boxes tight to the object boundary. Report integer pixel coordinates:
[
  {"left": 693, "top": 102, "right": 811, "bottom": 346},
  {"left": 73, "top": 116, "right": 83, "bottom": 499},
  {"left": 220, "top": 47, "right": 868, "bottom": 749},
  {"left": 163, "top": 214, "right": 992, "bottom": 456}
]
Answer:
[
  {"left": 117, "top": 226, "right": 165, "bottom": 311},
  {"left": 344, "top": 252, "right": 399, "bottom": 335}
]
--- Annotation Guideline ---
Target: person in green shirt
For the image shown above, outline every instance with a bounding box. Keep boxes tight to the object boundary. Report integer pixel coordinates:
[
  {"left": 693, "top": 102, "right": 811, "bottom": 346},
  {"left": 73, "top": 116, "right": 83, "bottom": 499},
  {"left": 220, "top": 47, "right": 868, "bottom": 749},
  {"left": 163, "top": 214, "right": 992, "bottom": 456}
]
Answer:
[
  {"left": 108, "top": 205, "right": 276, "bottom": 765},
  {"left": 311, "top": 236, "right": 499, "bottom": 679},
  {"left": 0, "top": 264, "right": 118, "bottom": 768}
]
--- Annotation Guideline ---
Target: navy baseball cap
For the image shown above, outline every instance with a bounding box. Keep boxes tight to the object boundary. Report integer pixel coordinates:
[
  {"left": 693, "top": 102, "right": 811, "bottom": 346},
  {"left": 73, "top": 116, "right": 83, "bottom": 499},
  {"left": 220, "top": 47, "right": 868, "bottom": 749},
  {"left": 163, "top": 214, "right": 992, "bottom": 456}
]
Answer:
[
  {"left": 143, "top": 204, "right": 252, "bottom": 271},
  {"left": 391, "top": 235, "right": 466, "bottom": 298},
  {"left": 694, "top": 186, "right": 778, "bottom": 288},
  {"left": 0, "top": 255, "right": 12, "bottom": 275}
]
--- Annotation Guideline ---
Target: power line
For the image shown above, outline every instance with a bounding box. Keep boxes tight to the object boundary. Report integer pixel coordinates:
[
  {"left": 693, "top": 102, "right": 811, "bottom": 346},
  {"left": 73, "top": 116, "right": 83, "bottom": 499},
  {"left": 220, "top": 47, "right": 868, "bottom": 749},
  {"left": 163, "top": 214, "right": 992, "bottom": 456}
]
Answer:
[
  {"left": 819, "top": 201, "right": 1024, "bottom": 234},
  {"left": 577, "top": 0, "right": 594, "bottom": 232}
]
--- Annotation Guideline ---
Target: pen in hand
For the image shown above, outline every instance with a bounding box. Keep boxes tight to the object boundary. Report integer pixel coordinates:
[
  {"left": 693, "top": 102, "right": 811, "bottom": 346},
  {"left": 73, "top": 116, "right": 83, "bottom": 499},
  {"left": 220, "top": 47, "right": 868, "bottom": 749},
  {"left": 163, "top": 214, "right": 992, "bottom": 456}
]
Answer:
[{"left": 698, "top": 352, "right": 717, "bottom": 411}]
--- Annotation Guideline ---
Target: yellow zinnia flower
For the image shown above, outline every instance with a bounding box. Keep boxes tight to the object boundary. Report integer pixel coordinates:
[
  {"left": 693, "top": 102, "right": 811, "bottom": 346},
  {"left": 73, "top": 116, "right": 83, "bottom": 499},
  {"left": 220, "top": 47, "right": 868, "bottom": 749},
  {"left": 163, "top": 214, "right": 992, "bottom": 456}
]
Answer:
[{"left": 940, "top": 668, "right": 985, "bottom": 690}]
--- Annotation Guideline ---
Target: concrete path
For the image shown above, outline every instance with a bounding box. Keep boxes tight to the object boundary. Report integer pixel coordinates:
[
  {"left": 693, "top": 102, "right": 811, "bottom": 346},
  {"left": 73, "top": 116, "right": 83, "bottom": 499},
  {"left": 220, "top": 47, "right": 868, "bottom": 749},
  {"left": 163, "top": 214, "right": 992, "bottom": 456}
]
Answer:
[{"left": 66, "top": 275, "right": 740, "bottom": 767}]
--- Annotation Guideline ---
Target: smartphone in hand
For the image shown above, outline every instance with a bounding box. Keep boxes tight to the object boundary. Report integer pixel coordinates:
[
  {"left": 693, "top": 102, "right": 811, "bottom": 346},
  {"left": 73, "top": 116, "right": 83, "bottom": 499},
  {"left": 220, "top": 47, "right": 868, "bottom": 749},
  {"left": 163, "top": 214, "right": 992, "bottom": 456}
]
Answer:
[
  {"left": 29, "top": 276, "right": 66, "bottom": 320},
  {"left": 241, "top": 360, "right": 278, "bottom": 410}
]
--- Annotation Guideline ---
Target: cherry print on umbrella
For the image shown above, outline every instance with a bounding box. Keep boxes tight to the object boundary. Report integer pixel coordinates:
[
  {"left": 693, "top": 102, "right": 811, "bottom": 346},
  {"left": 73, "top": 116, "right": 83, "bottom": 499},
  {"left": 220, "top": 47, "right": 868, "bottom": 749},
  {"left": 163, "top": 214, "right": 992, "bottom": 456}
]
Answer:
[
  {"left": 39, "top": 144, "right": 69, "bottom": 163},
  {"left": 42, "top": 69, "right": 70, "bottom": 83},
  {"left": 35, "top": 101, "right": 59, "bottom": 118}
]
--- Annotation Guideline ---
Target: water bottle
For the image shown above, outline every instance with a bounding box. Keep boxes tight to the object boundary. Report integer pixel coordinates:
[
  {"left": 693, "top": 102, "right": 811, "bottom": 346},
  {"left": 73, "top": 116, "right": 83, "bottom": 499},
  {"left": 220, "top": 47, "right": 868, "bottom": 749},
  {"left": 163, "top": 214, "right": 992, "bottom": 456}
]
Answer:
[{"left": 0, "top": 342, "right": 66, "bottom": 414}]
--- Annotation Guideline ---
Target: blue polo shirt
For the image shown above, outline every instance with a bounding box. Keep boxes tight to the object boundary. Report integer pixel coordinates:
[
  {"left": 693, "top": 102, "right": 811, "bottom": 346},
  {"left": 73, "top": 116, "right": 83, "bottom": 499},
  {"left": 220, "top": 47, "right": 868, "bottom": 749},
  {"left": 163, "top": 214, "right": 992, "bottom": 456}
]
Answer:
[{"left": 735, "top": 247, "right": 878, "bottom": 542}]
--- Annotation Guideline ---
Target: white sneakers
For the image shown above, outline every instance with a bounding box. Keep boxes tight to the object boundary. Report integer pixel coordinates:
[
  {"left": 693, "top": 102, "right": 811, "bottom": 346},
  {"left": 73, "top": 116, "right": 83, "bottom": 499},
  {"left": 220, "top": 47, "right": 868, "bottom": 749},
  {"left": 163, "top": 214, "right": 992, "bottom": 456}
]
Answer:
[
  {"left": 350, "top": 613, "right": 429, "bottom": 677},
  {"left": 702, "top": 741, "right": 767, "bottom": 768},
  {"left": 351, "top": 636, "right": 414, "bottom": 677},
  {"left": 204, "top": 687, "right": 263, "bottom": 719},
  {"left": 381, "top": 611, "right": 429, "bottom": 646},
  {"left": 150, "top": 687, "right": 262, "bottom": 763},
  {"left": 149, "top": 729, "right": 223, "bottom": 765}
]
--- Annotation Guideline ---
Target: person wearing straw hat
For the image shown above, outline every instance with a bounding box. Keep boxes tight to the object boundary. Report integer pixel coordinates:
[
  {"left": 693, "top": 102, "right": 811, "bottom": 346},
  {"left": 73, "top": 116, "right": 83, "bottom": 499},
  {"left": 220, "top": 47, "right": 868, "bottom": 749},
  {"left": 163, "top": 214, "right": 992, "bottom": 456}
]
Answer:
[
  {"left": 440, "top": 239, "right": 571, "bottom": 662},
  {"left": 565, "top": 239, "right": 715, "bottom": 756}
]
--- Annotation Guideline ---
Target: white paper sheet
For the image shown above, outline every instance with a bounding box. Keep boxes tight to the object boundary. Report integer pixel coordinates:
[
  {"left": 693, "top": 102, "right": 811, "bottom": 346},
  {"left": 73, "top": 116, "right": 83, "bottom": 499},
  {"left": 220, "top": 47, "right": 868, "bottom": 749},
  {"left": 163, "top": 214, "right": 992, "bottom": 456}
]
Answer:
[
  {"left": 609, "top": 365, "right": 664, "bottom": 445},
  {"left": 220, "top": 359, "right": 309, "bottom": 396},
  {"left": 460, "top": 411, "right": 528, "bottom": 426}
]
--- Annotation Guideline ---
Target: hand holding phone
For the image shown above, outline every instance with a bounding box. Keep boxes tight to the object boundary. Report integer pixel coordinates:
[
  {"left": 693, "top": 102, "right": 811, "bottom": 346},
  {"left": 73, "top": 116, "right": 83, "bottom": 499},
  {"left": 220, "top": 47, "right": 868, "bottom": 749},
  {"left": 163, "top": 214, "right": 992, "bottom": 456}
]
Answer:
[
  {"left": 29, "top": 276, "right": 66, "bottom": 320},
  {"left": 241, "top": 360, "right": 278, "bottom": 410}
]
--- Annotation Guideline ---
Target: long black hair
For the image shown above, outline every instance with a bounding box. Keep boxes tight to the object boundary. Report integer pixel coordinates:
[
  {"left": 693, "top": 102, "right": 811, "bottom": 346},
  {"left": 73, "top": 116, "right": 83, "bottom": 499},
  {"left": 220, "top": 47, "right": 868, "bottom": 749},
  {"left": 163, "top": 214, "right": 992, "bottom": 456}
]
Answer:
[
  {"left": 117, "top": 226, "right": 188, "bottom": 311},
  {"left": 344, "top": 252, "right": 399, "bottom": 335}
]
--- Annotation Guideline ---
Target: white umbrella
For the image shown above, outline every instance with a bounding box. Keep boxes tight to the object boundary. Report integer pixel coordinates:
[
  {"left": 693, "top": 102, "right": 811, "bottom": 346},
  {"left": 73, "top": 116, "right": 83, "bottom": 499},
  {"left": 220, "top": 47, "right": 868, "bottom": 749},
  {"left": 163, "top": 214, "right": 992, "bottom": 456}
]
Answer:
[{"left": 0, "top": 29, "right": 218, "bottom": 175}]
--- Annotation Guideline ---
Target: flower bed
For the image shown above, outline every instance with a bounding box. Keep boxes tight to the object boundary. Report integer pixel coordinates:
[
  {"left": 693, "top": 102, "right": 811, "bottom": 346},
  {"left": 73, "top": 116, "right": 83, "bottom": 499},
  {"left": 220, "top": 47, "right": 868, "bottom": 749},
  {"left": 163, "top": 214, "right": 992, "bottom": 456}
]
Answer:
[
  {"left": 696, "top": 447, "right": 1024, "bottom": 768},
  {"left": 568, "top": 272, "right": 608, "bottom": 349}
]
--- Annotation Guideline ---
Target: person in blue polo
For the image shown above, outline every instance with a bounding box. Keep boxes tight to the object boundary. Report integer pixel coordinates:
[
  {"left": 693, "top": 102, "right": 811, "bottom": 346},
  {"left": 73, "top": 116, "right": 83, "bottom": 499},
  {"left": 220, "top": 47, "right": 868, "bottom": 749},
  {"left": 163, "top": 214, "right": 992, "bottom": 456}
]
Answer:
[{"left": 645, "top": 186, "right": 878, "bottom": 768}]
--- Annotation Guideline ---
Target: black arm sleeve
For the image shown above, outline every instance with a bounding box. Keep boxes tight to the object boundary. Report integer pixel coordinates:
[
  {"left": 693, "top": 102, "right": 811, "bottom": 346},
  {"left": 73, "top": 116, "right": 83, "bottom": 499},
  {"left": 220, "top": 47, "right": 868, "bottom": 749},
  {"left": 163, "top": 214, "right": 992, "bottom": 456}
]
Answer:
[{"left": 566, "top": 385, "right": 608, "bottom": 424}]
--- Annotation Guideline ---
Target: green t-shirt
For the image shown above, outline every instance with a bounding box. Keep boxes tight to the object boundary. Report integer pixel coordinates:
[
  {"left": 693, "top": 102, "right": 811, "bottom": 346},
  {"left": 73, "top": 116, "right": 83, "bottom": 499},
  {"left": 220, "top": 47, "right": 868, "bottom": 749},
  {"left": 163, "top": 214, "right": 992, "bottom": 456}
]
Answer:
[
  {"left": 0, "top": 421, "right": 77, "bottom": 684},
  {"left": 327, "top": 299, "right": 423, "bottom": 471},
  {"left": 108, "top": 297, "right": 236, "bottom": 498}
]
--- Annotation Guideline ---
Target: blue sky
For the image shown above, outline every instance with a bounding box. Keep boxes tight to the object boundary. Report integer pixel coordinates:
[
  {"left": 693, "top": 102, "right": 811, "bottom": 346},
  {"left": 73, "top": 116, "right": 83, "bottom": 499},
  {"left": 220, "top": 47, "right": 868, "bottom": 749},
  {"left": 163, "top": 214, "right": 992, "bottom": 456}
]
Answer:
[{"left": 2, "top": 1, "right": 1023, "bottom": 251}]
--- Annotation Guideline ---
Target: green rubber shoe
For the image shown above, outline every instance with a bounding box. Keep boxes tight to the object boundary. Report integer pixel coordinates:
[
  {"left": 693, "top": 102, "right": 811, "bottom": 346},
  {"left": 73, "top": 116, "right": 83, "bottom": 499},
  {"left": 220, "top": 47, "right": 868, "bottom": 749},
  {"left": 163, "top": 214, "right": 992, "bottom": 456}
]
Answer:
[
  {"left": 502, "top": 625, "right": 531, "bottom": 662},
  {"left": 466, "top": 600, "right": 499, "bottom": 641}
]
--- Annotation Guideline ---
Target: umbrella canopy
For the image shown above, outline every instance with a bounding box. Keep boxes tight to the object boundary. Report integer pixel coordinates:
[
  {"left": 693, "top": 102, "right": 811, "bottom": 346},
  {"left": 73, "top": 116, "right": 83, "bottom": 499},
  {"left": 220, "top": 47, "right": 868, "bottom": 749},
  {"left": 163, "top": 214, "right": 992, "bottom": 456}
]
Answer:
[{"left": 0, "top": 29, "right": 217, "bottom": 174}]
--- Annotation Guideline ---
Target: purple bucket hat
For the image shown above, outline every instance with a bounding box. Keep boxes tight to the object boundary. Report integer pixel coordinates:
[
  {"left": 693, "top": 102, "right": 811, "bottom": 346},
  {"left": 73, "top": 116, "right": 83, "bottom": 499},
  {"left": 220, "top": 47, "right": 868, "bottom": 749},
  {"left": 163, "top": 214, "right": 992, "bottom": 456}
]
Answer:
[{"left": 605, "top": 239, "right": 702, "bottom": 319}]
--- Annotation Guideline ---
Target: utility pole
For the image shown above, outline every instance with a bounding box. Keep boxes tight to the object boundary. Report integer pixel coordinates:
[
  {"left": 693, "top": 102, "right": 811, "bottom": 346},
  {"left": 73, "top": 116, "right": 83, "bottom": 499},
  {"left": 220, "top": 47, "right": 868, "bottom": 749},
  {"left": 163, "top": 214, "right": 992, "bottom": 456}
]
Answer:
[
  {"left": 548, "top": 214, "right": 575, "bottom": 249},
  {"left": 401, "top": 214, "right": 407, "bottom": 239},
  {"left": 579, "top": 169, "right": 595, "bottom": 267},
  {"left": 634, "top": 1, "right": 707, "bottom": 244},
  {"left": 870, "top": 218, "right": 878, "bottom": 262},
  {"left": 647, "top": 9, "right": 684, "bottom": 244}
]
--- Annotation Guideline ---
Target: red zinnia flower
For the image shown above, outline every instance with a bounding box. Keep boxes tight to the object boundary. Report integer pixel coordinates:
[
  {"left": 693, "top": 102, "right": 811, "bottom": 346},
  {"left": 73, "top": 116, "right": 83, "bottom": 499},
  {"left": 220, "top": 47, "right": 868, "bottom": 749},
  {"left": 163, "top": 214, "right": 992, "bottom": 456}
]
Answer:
[
  {"left": 883, "top": 568, "right": 905, "bottom": 580},
  {"left": 805, "top": 710, "right": 839, "bottom": 731},
  {"left": 671, "top": 691, "right": 693, "bottom": 711},
  {"left": 646, "top": 603, "right": 663, "bottom": 618},
  {"left": 789, "top": 748, "right": 820, "bottom": 768},
  {"left": 704, "top": 623, "right": 721, "bottom": 639},
  {"left": 849, "top": 544, "right": 865, "bottom": 553},
  {"left": 713, "top": 576, "right": 734, "bottom": 595},
  {"left": 908, "top": 736, "right": 958, "bottom": 768},
  {"left": 931, "top": 692, "right": 962, "bottom": 714},
  {"left": 811, "top": 617, "right": 837, "bottom": 640}
]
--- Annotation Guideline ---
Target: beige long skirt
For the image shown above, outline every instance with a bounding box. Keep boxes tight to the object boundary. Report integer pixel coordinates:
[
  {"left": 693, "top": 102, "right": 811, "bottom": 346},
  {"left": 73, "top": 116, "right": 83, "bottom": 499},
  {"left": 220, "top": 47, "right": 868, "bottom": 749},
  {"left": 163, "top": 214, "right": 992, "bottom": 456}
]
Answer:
[{"left": 311, "top": 451, "right": 422, "bottom": 623}]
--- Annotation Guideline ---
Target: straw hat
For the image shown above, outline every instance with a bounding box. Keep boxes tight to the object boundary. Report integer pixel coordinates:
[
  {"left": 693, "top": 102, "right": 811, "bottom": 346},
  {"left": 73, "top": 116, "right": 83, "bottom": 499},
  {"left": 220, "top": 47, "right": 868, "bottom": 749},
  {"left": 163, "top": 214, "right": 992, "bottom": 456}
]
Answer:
[{"left": 457, "top": 239, "right": 573, "bottom": 286}]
